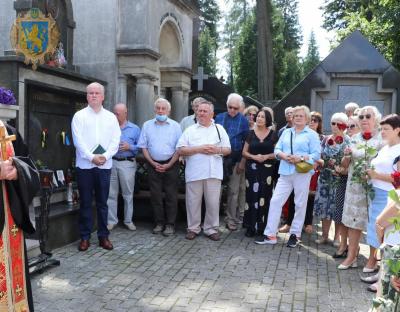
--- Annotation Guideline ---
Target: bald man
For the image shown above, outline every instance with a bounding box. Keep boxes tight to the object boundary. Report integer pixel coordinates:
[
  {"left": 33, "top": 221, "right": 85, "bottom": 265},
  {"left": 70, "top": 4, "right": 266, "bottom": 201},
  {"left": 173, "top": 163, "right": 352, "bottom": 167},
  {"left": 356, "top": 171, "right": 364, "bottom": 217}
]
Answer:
[{"left": 107, "top": 103, "right": 141, "bottom": 231}]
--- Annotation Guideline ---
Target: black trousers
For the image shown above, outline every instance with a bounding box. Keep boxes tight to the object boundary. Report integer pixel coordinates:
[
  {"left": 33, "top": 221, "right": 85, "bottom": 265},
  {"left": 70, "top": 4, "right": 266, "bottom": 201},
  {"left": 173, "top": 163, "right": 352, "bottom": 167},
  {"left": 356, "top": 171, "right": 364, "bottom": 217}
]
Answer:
[{"left": 147, "top": 162, "right": 179, "bottom": 225}]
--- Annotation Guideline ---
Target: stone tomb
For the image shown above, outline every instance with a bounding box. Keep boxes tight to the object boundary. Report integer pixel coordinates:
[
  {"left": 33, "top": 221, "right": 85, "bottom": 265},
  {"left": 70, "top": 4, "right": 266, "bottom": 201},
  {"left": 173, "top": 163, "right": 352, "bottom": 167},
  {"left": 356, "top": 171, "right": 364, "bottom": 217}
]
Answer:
[{"left": 275, "top": 30, "right": 400, "bottom": 132}]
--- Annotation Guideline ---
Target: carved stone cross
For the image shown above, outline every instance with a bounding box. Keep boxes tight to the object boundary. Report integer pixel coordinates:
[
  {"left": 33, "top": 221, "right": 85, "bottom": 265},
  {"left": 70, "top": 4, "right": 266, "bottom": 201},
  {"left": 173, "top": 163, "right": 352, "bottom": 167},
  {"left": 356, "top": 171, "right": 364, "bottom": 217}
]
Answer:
[
  {"left": 0, "top": 126, "right": 15, "bottom": 161},
  {"left": 193, "top": 67, "right": 209, "bottom": 91}
]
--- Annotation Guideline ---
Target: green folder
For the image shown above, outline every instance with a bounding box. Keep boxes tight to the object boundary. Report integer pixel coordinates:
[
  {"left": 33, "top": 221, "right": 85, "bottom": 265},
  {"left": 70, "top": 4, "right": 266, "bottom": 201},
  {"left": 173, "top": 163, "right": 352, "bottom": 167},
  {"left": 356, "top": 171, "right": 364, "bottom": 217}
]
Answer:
[{"left": 92, "top": 144, "right": 106, "bottom": 154}]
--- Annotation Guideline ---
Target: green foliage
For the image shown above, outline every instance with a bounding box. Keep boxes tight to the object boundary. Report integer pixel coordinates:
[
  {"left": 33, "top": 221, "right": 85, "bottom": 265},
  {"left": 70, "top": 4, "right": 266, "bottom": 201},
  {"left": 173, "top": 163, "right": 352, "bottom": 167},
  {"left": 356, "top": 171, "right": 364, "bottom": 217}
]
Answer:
[
  {"left": 197, "top": 0, "right": 221, "bottom": 76},
  {"left": 233, "top": 11, "right": 258, "bottom": 98},
  {"left": 198, "top": 26, "right": 218, "bottom": 76},
  {"left": 322, "top": 0, "right": 400, "bottom": 70},
  {"left": 274, "top": 0, "right": 302, "bottom": 51},
  {"left": 227, "top": 0, "right": 303, "bottom": 100},
  {"left": 302, "top": 31, "right": 320, "bottom": 75}
]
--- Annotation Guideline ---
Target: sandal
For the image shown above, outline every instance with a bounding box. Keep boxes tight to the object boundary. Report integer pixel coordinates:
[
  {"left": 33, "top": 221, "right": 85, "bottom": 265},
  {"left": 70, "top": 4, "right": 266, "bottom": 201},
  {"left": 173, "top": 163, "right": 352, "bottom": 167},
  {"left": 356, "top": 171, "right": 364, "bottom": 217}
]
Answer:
[{"left": 304, "top": 225, "right": 313, "bottom": 234}]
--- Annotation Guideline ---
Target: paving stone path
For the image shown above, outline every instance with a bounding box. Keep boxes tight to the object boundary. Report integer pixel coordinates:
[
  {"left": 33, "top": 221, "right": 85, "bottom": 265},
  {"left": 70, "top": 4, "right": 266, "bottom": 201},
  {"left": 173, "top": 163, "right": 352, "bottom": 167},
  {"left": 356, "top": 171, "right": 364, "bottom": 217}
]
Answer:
[{"left": 31, "top": 222, "right": 373, "bottom": 311}]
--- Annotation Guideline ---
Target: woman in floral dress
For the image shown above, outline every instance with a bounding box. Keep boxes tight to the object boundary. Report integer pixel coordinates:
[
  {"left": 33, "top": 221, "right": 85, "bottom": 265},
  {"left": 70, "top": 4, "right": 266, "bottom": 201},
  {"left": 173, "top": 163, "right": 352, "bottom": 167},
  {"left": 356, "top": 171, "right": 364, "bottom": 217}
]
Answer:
[
  {"left": 338, "top": 106, "right": 383, "bottom": 270},
  {"left": 314, "top": 112, "right": 350, "bottom": 244}
]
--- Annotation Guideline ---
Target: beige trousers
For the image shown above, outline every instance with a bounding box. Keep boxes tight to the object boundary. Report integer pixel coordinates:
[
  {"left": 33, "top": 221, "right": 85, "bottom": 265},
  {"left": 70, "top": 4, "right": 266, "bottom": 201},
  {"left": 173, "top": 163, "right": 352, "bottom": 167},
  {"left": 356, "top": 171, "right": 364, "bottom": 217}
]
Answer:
[
  {"left": 225, "top": 164, "right": 246, "bottom": 226},
  {"left": 186, "top": 178, "right": 221, "bottom": 236}
]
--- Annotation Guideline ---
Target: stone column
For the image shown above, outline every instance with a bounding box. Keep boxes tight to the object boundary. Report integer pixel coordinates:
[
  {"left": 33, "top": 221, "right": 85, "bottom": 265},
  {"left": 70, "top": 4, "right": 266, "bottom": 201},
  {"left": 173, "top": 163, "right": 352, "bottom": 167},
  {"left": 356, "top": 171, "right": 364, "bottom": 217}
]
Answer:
[
  {"left": 171, "top": 87, "right": 185, "bottom": 122},
  {"left": 135, "top": 76, "right": 155, "bottom": 127},
  {"left": 183, "top": 89, "right": 189, "bottom": 116},
  {"left": 117, "top": 74, "right": 127, "bottom": 105}
]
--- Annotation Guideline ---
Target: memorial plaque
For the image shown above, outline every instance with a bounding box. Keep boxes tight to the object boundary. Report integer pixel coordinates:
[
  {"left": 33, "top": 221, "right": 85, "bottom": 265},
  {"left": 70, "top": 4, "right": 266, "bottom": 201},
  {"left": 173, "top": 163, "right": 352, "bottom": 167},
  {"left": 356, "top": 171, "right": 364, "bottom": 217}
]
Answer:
[{"left": 27, "top": 85, "right": 85, "bottom": 171}]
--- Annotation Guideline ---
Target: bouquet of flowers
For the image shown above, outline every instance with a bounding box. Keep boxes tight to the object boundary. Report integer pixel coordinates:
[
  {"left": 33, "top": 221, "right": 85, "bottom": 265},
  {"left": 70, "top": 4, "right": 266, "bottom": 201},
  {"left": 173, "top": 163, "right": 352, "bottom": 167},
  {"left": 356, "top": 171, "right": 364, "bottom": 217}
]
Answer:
[
  {"left": 350, "top": 131, "right": 377, "bottom": 201},
  {"left": 0, "top": 87, "right": 16, "bottom": 105}
]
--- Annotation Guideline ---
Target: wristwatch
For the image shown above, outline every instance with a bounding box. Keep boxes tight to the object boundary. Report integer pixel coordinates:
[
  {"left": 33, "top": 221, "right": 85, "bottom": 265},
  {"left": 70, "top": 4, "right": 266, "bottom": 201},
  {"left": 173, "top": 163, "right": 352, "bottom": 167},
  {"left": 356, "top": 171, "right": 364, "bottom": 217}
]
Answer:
[{"left": 300, "top": 156, "right": 304, "bottom": 162}]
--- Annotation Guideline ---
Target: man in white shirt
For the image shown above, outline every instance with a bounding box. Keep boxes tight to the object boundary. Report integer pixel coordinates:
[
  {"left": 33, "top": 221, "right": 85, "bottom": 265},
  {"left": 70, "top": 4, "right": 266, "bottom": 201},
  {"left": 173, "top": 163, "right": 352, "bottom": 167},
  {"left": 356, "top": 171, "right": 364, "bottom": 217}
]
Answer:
[
  {"left": 71, "top": 82, "right": 121, "bottom": 251},
  {"left": 177, "top": 100, "right": 231, "bottom": 241}
]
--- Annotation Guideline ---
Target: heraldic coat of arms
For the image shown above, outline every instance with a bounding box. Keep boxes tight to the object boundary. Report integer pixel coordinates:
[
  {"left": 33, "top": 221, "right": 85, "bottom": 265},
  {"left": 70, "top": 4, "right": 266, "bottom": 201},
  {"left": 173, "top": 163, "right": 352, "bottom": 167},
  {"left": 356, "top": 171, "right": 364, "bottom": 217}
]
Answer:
[{"left": 10, "top": 8, "right": 60, "bottom": 70}]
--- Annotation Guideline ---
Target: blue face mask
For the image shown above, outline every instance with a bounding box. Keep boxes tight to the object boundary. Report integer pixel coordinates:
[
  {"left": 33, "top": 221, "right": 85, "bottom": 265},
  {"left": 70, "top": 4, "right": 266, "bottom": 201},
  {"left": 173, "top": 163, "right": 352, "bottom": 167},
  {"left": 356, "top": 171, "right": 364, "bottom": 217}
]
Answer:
[{"left": 155, "top": 114, "right": 167, "bottom": 122}]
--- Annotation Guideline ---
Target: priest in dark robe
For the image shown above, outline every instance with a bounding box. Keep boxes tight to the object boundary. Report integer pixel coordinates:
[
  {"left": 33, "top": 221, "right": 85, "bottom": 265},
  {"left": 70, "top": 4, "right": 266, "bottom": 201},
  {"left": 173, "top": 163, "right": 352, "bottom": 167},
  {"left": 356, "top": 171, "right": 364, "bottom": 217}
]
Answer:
[{"left": 0, "top": 123, "right": 40, "bottom": 312}]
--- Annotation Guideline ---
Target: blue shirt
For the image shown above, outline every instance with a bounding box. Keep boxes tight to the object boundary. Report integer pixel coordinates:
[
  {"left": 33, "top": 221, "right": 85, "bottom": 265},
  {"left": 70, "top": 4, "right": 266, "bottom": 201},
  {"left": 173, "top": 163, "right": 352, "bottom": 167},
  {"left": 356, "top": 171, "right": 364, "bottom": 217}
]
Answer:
[
  {"left": 215, "top": 112, "right": 249, "bottom": 152},
  {"left": 114, "top": 121, "right": 141, "bottom": 158},
  {"left": 137, "top": 117, "right": 182, "bottom": 161},
  {"left": 275, "top": 126, "right": 321, "bottom": 175}
]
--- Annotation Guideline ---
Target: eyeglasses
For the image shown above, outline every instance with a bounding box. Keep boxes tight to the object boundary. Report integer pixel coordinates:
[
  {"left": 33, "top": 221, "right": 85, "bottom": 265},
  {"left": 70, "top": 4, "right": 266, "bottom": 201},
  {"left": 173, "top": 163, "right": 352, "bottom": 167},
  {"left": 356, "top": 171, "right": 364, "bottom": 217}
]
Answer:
[
  {"left": 228, "top": 106, "right": 239, "bottom": 111},
  {"left": 247, "top": 113, "right": 256, "bottom": 116},
  {"left": 347, "top": 124, "right": 356, "bottom": 129},
  {"left": 358, "top": 114, "right": 372, "bottom": 120},
  {"left": 310, "top": 118, "right": 319, "bottom": 123}
]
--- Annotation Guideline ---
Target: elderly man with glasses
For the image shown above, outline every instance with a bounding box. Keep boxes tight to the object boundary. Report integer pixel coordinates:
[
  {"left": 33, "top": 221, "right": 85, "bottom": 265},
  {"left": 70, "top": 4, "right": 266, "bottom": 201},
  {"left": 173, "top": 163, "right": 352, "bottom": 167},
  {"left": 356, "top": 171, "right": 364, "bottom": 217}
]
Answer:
[{"left": 215, "top": 93, "right": 249, "bottom": 231}]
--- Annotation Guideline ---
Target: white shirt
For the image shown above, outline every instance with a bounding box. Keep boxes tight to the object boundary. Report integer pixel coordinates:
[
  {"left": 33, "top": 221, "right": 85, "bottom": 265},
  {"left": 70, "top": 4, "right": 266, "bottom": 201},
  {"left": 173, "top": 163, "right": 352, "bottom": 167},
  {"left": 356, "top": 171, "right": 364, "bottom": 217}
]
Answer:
[
  {"left": 180, "top": 114, "right": 196, "bottom": 132},
  {"left": 72, "top": 106, "right": 121, "bottom": 169},
  {"left": 176, "top": 122, "right": 231, "bottom": 182},
  {"left": 371, "top": 143, "right": 400, "bottom": 191}
]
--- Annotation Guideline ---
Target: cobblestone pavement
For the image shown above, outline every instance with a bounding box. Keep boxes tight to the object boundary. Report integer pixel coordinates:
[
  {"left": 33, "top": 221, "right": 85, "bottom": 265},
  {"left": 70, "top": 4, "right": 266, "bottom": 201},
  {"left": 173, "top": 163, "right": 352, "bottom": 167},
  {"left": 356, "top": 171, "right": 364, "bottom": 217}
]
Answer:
[{"left": 32, "top": 222, "right": 373, "bottom": 312}]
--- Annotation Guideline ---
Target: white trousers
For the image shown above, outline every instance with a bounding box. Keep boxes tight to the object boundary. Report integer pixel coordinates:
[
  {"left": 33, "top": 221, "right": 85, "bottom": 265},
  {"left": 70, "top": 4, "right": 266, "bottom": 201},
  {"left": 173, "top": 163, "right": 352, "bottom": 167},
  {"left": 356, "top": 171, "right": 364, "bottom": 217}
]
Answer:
[
  {"left": 107, "top": 159, "right": 137, "bottom": 225},
  {"left": 264, "top": 172, "right": 312, "bottom": 237},
  {"left": 186, "top": 178, "right": 221, "bottom": 236}
]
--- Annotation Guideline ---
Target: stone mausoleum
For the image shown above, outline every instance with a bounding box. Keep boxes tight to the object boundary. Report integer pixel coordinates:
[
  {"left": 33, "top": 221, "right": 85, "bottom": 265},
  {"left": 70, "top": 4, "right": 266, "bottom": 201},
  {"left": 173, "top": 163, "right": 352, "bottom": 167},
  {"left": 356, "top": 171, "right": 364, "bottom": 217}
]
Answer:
[{"left": 275, "top": 31, "right": 400, "bottom": 131}]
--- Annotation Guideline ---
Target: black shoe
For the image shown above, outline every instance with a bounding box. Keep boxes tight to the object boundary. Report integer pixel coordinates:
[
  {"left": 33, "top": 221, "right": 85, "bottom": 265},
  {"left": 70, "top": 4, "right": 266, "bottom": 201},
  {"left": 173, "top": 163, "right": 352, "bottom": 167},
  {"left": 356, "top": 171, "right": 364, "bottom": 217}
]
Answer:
[
  {"left": 287, "top": 234, "right": 299, "bottom": 248},
  {"left": 332, "top": 249, "right": 348, "bottom": 259},
  {"left": 245, "top": 229, "right": 255, "bottom": 237}
]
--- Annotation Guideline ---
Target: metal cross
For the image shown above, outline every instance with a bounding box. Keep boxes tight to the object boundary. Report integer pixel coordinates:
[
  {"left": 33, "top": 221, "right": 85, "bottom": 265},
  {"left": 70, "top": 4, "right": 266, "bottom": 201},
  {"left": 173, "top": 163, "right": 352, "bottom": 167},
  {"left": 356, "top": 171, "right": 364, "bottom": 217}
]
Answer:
[
  {"left": 11, "top": 224, "right": 18, "bottom": 237},
  {"left": 193, "top": 67, "right": 209, "bottom": 91},
  {"left": 0, "top": 126, "right": 15, "bottom": 161},
  {"left": 15, "top": 284, "right": 22, "bottom": 297}
]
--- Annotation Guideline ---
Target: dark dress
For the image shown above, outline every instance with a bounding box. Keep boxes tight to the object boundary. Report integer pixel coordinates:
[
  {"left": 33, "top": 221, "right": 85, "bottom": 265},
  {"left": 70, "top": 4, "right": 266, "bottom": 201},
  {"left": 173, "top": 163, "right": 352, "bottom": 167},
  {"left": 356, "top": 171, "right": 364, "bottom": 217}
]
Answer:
[{"left": 243, "top": 129, "right": 277, "bottom": 235}]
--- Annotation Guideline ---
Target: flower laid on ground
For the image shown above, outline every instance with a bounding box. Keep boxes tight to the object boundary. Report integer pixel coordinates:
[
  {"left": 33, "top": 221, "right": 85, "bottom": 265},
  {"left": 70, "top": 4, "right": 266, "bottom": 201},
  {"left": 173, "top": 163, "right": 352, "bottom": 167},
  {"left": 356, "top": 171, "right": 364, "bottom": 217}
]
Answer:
[
  {"left": 351, "top": 132, "right": 377, "bottom": 201},
  {"left": 0, "top": 87, "right": 16, "bottom": 105}
]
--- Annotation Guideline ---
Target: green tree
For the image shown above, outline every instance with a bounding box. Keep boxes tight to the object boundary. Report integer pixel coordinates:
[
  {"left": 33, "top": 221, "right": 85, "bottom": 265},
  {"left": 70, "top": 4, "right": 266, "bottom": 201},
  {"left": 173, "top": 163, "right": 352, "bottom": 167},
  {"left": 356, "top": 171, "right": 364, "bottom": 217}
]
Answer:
[
  {"left": 222, "top": 0, "right": 251, "bottom": 86},
  {"left": 233, "top": 11, "right": 258, "bottom": 97},
  {"left": 197, "top": 26, "right": 218, "bottom": 75},
  {"left": 197, "top": 0, "right": 221, "bottom": 76},
  {"left": 274, "top": 0, "right": 302, "bottom": 51},
  {"left": 302, "top": 31, "right": 320, "bottom": 75},
  {"left": 272, "top": 0, "right": 302, "bottom": 98},
  {"left": 322, "top": 0, "right": 400, "bottom": 70}
]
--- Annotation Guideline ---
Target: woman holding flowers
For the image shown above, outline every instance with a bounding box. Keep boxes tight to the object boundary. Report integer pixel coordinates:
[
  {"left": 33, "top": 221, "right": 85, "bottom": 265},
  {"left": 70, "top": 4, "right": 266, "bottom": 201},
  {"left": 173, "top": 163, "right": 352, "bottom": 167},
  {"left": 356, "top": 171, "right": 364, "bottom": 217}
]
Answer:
[
  {"left": 361, "top": 114, "right": 400, "bottom": 291},
  {"left": 339, "top": 106, "right": 383, "bottom": 270},
  {"left": 313, "top": 113, "right": 350, "bottom": 245}
]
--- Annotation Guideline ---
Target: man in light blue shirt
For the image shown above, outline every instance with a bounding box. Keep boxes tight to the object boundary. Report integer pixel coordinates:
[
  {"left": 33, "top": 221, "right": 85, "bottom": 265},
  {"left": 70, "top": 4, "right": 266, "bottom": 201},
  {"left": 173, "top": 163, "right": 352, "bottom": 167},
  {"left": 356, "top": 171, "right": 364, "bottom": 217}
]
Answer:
[
  {"left": 137, "top": 98, "right": 182, "bottom": 236},
  {"left": 107, "top": 103, "right": 141, "bottom": 232}
]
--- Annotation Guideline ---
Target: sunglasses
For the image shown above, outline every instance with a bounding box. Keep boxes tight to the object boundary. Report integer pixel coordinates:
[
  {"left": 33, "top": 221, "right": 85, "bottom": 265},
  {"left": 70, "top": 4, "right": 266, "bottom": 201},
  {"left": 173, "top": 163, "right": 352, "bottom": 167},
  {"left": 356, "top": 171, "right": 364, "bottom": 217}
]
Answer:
[
  {"left": 347, "top": 124, "right": 356, "bottom": 129},
  {"left": 331, "top": 122, "right": 341, "bottom": 126},
  {"left": 310, "top": 118, "right": 319, "bottom": 123},
  {"left": 228, "top": 106, "right": 239, "bottom": 111},
  {"left": 358, "top": 114, "right": 372, "bottom": 120}
]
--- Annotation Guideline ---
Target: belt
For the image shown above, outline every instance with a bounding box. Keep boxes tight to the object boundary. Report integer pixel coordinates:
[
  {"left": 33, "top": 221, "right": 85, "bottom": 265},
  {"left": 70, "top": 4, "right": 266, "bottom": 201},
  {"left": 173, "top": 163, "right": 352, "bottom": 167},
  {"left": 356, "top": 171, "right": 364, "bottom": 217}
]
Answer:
[
  {"left": 154, "top": 157, "right": 172, "bottom": 164},
  {"left": 112, "top": 157, "right": 135, "bottom": 162}
]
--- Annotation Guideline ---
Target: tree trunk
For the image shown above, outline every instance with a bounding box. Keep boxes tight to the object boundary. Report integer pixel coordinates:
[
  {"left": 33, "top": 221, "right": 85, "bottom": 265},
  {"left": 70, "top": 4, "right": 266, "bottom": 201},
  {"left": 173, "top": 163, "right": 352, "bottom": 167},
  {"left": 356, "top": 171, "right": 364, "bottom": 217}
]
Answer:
[{"left": 256, "top": 0, "right": 274, "bottom": 103}]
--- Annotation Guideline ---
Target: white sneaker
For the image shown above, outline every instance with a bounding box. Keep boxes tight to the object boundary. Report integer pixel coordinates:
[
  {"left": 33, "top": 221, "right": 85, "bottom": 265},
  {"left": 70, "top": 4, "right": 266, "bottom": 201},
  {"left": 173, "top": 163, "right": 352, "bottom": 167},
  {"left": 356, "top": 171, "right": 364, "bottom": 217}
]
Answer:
[
  {"left": 254, "top": 236, "right": 277, "bottom": 245},
  {"left": 107, "top": 223, "right": 116, "bottom": 231},
  {"left": 125, "top": 223, "right": 136, "bottom": 231}
]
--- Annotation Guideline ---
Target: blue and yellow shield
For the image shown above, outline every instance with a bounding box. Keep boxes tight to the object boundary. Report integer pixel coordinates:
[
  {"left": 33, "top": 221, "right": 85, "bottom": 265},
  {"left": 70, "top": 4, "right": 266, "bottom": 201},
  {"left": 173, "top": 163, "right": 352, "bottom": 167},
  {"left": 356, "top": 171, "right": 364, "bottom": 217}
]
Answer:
[{"left": 10, "top": 8, "right": 60, "bottom": 70}]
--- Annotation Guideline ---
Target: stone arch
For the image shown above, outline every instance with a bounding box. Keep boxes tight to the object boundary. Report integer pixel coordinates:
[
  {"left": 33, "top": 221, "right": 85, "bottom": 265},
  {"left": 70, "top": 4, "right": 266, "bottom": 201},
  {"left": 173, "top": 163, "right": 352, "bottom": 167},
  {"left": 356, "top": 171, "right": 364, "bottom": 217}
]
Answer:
[{"left": 159, "top": 19, "right": 183, "bottom": 66}]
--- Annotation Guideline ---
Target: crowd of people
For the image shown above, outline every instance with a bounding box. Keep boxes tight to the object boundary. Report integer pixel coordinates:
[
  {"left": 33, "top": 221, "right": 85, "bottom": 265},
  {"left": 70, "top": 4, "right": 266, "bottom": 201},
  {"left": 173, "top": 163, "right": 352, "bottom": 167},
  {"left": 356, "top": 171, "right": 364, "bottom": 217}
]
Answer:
[{"left": 72, "top": 82, "right": 400, "bottom": 307}]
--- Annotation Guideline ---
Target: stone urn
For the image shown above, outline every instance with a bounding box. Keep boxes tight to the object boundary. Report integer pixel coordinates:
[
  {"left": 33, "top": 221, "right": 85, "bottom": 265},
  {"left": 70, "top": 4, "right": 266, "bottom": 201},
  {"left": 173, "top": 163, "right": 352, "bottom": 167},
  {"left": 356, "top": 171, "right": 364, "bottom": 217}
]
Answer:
[{"left": 0, "top": 104, "right": 19, "bottom": 122}]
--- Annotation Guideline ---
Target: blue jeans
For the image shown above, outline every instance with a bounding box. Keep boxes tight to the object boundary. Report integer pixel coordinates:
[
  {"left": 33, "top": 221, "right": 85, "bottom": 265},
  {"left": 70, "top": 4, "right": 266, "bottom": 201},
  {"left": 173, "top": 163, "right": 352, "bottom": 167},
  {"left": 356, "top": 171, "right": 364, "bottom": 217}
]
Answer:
[{"left": 77, "top": 167, "right": 111, "bottom": 240}]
